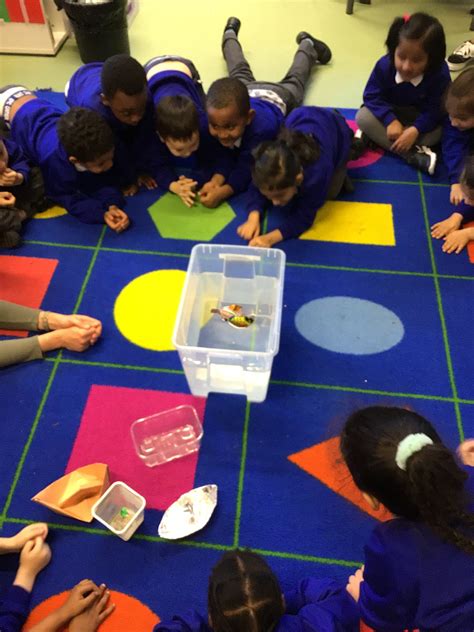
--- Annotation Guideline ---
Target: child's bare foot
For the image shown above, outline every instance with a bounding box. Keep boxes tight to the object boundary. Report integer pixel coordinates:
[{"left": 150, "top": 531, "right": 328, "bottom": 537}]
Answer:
[
  {"left": 0, "top": 523, "right": 48, "bottom": 554},
  {"left": 69, "top": 585, "right": 115, "bottom": 632}
]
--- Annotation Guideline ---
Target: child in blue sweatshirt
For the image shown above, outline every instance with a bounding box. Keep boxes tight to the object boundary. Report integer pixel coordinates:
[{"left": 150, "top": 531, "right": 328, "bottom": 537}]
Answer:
[
  {"left": 204, "top": 17, "right": 332, "bottom": 208},
  {"left": 154, "top": 550, "right": 359, "bottom": 632},
  {"left": 144, "top": 55, "right": 228, "bottom": 208},
  {"left": 356, "top": 13, "right": 450, "bottom": 175},
  {"left": 65, "top": 54, "right": 159, "bottom": 195},
  {"left": 431, "top": 68, "right": 474, "bottom": 251},
  {"left": 238, "top": 106, "right": 353, "bottom": 248},
  {"left": 342, "top": 406, "right": 474, "bottom": 631},
  {"left": 65, "top": 55, "right": 158, "bottom": 195},
  {"left": 0, "top": 88, "right": 129, "bottom": 232}
]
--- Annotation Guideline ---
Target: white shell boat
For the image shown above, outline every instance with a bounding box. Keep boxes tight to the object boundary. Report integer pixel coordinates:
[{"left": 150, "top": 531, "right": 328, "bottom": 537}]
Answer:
[{"left": 158, "top": 484, "right": 218, "bottom": 540}]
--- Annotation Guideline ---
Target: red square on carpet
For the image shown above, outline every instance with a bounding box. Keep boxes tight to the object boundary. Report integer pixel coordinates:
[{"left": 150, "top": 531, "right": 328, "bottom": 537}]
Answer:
[
  {"left": 465, "top": 221, "right": 474, "bottom": 263},
  {"left": 0, "top": 255, "right": 58, "bottom": 337},
  {"left": 66, "top": 385, "right": 207, "bottom": 511}
]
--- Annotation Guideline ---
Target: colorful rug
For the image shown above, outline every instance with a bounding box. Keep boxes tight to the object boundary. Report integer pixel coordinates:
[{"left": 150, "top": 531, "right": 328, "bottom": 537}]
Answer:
[{"left": 1, "top": 91, "right": 472, "bottom": 628}]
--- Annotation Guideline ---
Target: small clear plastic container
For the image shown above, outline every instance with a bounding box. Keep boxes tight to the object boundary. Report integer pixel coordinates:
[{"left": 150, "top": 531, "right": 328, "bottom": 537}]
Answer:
[
  {"left": 131, "top": 405, "right": 203, "bottom": 468},
  {"left": 91, "top": 481, "right": 145, "bottom": 541}
]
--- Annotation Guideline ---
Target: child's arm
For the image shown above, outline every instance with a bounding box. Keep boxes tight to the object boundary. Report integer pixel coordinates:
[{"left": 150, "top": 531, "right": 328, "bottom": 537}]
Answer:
[
  {"left": 238, "top": 210, "right": 261, "bottom": 241},
  {"left": 2, "top": 139, "right": 30, "bottom": 186},
  {"left": 442, "top": 117, "right": 470, "bottom": 186},
  {"left": 153, "top": 610, "right": 209, "bottom": 631},
  {"left": 13, "top": 536, "right": 51, "bottom": 593},
  {"left": 411, "top": 64, "right": 451, "bottom": 137},
  {"left": 29, "top": 580, "right": 108, "bottom": 632},
  {"left": 441, "top": 226, "right": 474, "bottom": 254},
  {"left": 0, "top": 585, "right": 33, "bottom": 632},
  {"left": 431, "top": 211, "right": 463, "bottom": 239},
  {"left": 362, "top": 58, "right": 397, "bottom": 128},
  {"left": 170, "top": 176, "right": 198, "bottom": 207}
]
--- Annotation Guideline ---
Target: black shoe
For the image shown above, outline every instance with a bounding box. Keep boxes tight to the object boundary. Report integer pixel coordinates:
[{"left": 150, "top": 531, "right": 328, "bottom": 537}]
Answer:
[
  {"left": 224, "top": 17, "right": 241, "bottom": 37},
  {"left": 0, "top": 230, "right": 21, "bottom": 249},
  {"left": 342, "top": 175, "right": 355, "bottom": 193},
  {"left": 296, "top": 31, "right": 332, "bottom": 64},
  {"left": 405, "top": 145, "right": 437, "bottom": 175}
]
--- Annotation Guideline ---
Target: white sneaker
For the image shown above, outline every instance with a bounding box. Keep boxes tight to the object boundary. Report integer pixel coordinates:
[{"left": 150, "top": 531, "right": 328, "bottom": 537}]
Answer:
[{"left": 447, "top": 40, "right": 474, "bottom": 72}]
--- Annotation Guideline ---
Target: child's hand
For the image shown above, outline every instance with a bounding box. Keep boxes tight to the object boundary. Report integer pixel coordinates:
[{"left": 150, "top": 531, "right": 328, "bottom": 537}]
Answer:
[
  {"left": 346, "top": 566, "right": 364, "bottom": 602},
  {"left": 0, "top": 168, "right": 23, "bottom": 187},
  {"left": 431, "top": 213, "right": 463, "bottom": 239},
  {"left": 69, "top": 585, "right": 115, "bottom": 632},
  {"left": 170, "top": 176, "right": 198, "bottom": 207},
  {"left": 122, "top": 183, "right": 139, "bottom": 197},
  {"left": 442, "top": 229, "right": 473, "bottom": 254},
  {"left": 137, "top": 173, "right": 157, "bottom": 190},
  {"left": 59, "top": 580, "right": 104, "bottom": 620},
  {"left": 458, "top": 439, "right": 474, "bottom": 466},
  {"left": 0, "top": 191, "right": 16, "bottom": 207},
  {"left": 450, "top": 183, "right": 465, "bottom": 205},
  {"left": 3, "top": 523, "right": 48, "bottom": 554},
  {"left": 390, "top": 126, "right": 419, "bottom": 153},
  {"left": 199, "top": 182, "right": 224, "bottom": 208},
  {"left": 249, "top": 234, "right": 273, "bottom": 248},
  {"left": 104, "top": 206, "right": 130, "bottom": 233},
  {"left": 237, "top": 212, "right": 260, "bottom": 241},
  {"left": 386, "top": 119, "right": 403, "bottom": 142}
]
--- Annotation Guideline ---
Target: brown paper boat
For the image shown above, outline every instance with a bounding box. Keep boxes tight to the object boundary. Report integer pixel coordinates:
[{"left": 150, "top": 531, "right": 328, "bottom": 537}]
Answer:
[{"left": 32, "top": 464, "right": 110, "bottom": 522}]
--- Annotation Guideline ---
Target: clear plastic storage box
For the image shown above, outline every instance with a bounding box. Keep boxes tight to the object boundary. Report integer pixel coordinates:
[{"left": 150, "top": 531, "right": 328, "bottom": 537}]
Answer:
[
  {"left": 92, "top": 481, "right": 145, "bottom": 541},
  {"left": 131, "top": 405, "right": 203, "bottom": 467},
  {"left": 172, "top": 244, "right": 286, "bottom": 402}
]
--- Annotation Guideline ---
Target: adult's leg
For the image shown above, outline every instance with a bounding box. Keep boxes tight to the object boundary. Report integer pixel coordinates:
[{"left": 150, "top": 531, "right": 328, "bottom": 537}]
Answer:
[{"left": 222, "top": 32, "right": 256, "bottom": 85}]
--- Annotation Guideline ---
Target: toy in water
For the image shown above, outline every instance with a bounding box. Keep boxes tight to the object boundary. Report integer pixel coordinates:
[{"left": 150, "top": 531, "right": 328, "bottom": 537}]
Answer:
[
  {"left": 210, "top": 304, "right": 255, "bottom": 329},
  {"left": 158, "top": 484, "right": 218, "bottom": 540},
  {"left": 92, "top": 481, "right": 146, "bottom": 541},
  {"left": 31, "top": 463, "right": 110, "bottom": 523}
]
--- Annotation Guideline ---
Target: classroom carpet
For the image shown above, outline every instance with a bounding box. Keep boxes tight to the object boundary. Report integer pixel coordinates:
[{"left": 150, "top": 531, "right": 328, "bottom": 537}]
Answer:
[{"left": 1, "top": 91, "right": 473, "bottom": 630}]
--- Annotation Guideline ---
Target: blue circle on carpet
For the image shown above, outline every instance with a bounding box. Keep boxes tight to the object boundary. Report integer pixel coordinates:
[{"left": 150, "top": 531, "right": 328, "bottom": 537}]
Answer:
[{"left": 295, "top": 296, "right": 404, "bottom": 355}]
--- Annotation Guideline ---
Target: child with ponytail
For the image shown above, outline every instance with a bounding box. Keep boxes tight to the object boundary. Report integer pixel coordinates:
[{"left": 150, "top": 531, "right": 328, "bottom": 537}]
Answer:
[
  {"left": 356, "top": 13, "right": 450, "bottom": 175},
  {"left": 341, "top": 406, "right": 474, "bottom": 630},
  {"left": 237, "top": 106, "right": 353, "bottom": 248}
]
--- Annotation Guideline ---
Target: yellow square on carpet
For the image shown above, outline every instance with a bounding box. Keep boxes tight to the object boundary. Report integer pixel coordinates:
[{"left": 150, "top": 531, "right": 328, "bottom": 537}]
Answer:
[{"left": 300, "top": 200, "right": 395, "bottom": 246}]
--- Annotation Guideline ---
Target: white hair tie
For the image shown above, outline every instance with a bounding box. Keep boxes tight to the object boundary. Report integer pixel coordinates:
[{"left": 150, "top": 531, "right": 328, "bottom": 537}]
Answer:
[{"left": 395, "top": 433, "right": 434, "bottom": 471}]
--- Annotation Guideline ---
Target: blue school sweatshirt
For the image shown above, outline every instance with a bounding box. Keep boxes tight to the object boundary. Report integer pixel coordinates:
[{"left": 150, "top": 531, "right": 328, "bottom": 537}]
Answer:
[
  {"left": 148, "top": 70, "right": 229, "bottom": 190},
  {"left": 442, "top": 118, "right": 474, "bottom": 184},
  {"left": 363, "top": 55, "right": 451, "bottom": 134},
  {"left": 246, "top": 106, "right": 353, "bottom": 240},
  {"left": 0, "top": 585, "right": 30, "bottom": 632},
  {"left": 3, "top": 138, "right": 30, "bottom": 182},
  {"left": 358, "top": 469, "right": 474, "bottom": 631},
  {"left": 11, "top": 99, "right": 124, "bottom": 224},
  {"left": 66, "top": 62, "right": 159, "bottom": 181},
  {"left": 153, "top": 578, "right": 359, "bottom": 631},
  {"left": 222, "top": 97, "right": 284, "bottom": 195}
]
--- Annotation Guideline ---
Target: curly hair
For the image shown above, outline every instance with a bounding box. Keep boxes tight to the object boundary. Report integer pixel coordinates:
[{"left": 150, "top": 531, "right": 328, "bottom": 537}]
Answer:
[{"left": 57, "top": 107, "right": 114, "bottom": 162}]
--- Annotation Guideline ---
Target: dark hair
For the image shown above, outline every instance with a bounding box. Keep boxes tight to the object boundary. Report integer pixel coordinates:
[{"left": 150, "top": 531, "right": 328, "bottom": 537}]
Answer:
[
  {"left": 208, "top": 550, "right": 284, "bottom": 632},
  {"left": 385, "top": 13, "right": 446, "bottom": 73},
  {"left": 252, "top": 127, "right": 319, "bottom": 191},
  {"left": 57, "top": 107, "right": 114, "bottom": 162},
  {"left": 340, "top": 406, "right": 474, "bottom": 554},
  {"left": 461, "top": 156, "right": 474, "bottom": 191},
  {"left": 445, "top": 67, "right": 474, "bottom": 119},
  {"left": 207, "top": 78, "right": 250, "bottom": 117},
  {"left": 101, "top": 54, "right": 147, "bottom": 99},
  {"left": 155, "top": 95, "right": 199, "bottom": 140}
]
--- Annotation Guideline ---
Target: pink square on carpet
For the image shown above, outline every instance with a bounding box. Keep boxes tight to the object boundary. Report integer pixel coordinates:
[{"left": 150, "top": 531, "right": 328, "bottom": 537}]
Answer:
[
  {"left": 66, "top": 385, "right": 207, "bottom": 511},
  {"left": 0, "top": 255, "right": 58, "bottom": 337}
]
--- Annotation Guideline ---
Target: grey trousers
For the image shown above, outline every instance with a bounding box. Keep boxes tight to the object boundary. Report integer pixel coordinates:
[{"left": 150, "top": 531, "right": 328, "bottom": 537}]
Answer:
[
  {"left": 222, "top": 33, "right": 318, "bottom": 113},
  {"left": 356, "top": 106, "right": 442, "bottom": 151},
  {"left": 0, "top": 300, "right": 42, "bottom": 368}
]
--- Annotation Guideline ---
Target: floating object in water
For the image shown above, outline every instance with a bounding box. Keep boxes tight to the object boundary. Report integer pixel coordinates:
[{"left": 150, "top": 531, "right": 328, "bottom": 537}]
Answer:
[
  {"left": 211, "top": 304, "right": 255, "bottom": 329},
  {"left": 158, "top": 484, "right": 218, "bottom": 539}
]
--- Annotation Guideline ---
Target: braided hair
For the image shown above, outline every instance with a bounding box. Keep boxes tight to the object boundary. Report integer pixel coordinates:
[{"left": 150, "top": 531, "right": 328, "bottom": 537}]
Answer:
[
  {"left": 252, "top": 127, "right": 319, "bottom": 192},
  {"left": 340, "top": 406, "right": 474, "bottom": 554},
  {"left": 208, "top": 550, "right": 284, "bottom": 632}
]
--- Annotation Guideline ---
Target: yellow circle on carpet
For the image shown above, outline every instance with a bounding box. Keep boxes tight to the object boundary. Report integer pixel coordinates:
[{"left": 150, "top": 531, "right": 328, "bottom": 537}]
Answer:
[
  {"left": 34, "top": 205, "right": 68, "bottom": 219},
  {"left": 114, "top": 269, "right": 186, "bottom": 351}
]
